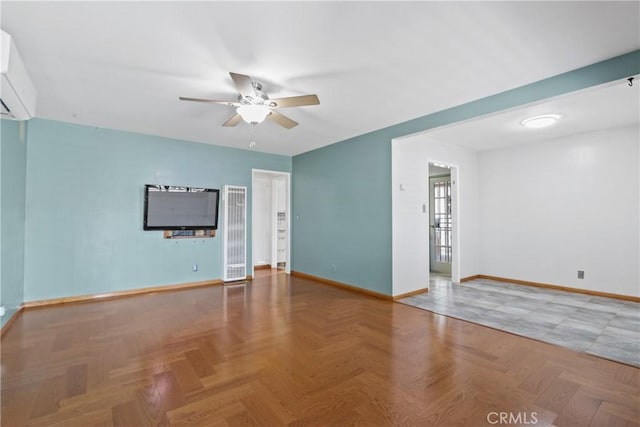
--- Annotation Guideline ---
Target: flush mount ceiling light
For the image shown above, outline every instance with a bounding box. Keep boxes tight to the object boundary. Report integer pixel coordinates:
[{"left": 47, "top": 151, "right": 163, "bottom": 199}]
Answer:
[{"left": 521, "top": 114, "right": 562, "bottom": 129}]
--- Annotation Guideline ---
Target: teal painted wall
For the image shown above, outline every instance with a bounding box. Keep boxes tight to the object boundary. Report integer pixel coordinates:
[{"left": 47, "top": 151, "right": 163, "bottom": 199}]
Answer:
[
  {"left": 293, "top": 132, "right": 392, "bottom": 294},
  {"left": 1, "top": 119, "right": 27, "bottom": 326},
  {"left": 292, "top": 50, "right": 640, "bottom": 295},
  {"left": 1, "top": 122, "right": 2, "bottom": 315},
  {"left": 23, "top": 119, "right": 290, "bottom": 301}
]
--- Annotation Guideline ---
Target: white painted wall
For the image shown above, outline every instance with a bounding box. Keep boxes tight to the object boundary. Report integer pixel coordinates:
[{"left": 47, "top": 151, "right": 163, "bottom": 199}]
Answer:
[
  {"left": 253, "top": 174, "right": 272, "bottom": 266},
  {"left": 392, "top": 134, "right": 480, "bottom": 296},
  {"left": 478, "top": 125, "right": 639, "bottom": 297},
  {"left": 275, "top": 177, "right": 287, "bottom": 212}
]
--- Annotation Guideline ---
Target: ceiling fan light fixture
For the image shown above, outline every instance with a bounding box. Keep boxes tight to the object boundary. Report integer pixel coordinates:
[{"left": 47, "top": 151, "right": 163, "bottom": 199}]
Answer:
[
  {"left": 521, "top": 114, "right": 562, "bottom": 129},
  {"left": 237, "top": 105, "right": 270, "bottom": 124}
]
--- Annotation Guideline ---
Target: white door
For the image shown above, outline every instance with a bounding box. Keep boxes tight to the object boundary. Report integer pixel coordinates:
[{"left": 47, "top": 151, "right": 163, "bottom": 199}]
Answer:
[
  {"left": 252, "top": 175, "right": 273, "bottom": 267},
  {"left": 429, "top": 175, "right": 452, "bottom": 275}
]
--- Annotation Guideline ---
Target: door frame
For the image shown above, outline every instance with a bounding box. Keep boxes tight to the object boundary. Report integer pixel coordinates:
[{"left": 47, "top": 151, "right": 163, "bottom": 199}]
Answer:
[
  {"left": 439, "top": 163, "right": 460, "bottom": 283},
  {"left": 251, "top": 169, "right": 291, "bottom": 277}
]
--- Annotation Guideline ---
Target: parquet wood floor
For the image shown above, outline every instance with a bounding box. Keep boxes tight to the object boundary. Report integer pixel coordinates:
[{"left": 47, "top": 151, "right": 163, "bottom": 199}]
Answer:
[{"left": 2, "top": 271, "right": 639, "bottom": 426}]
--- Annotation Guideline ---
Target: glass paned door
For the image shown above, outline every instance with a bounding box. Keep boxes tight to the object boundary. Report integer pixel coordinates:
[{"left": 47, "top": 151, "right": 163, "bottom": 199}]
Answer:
[{"left": 429, "top": 175, "right": 452, "bottom": 274}]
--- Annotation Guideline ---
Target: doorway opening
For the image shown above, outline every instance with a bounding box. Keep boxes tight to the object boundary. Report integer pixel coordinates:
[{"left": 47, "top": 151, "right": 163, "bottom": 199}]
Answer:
[
  {"left": 428, "top": 162, "right": 456, "bottom": 280},
  {"left": 251, "top": 169, "right": 291, "bottom": 277}
]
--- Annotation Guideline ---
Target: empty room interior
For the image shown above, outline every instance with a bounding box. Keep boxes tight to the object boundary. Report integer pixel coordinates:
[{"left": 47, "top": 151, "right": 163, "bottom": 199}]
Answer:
[{"left": 1, "top": 2, "right": 639, "bottom": 426}]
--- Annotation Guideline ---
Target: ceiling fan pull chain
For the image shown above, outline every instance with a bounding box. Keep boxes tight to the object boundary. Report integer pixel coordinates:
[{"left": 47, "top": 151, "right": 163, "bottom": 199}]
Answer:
[{"left": 249, "top": 123, "right": 257, "bottom": 148}]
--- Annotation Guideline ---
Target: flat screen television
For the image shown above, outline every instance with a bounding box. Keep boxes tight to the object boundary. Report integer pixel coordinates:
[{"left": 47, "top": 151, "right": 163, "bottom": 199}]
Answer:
[{"left": 143, "top": 185, "right": 220, "bottom": 230}]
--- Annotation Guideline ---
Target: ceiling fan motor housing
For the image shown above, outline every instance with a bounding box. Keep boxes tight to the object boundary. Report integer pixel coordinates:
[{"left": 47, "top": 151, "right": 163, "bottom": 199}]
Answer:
[{"left": 238, "top": 82, "right": 271, "bottom": 106}]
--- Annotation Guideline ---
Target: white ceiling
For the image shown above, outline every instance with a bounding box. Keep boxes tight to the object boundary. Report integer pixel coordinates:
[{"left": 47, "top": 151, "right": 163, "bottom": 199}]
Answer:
[
  {"left": 1, "top": 1, "right": 639, "bottom": 156},
  {"left": 422, "top": 76, "right": 640, "bottom": 151}
]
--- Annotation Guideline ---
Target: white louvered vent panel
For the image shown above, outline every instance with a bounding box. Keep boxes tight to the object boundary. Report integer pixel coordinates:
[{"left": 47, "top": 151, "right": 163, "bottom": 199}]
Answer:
[{"left": 223, "top": 185, "right": 247, "bottom": 281}]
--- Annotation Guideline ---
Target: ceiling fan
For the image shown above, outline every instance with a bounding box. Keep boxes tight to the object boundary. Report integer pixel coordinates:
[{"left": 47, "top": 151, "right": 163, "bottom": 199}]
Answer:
[{"left": 179, "top": 72, "right": 319, "bottom": 129}]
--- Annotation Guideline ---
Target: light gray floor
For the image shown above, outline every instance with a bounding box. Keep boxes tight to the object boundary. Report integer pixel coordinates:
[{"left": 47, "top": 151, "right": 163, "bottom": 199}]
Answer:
[{"left": 398, "top": 275, "right": 640, "bottom": 367}]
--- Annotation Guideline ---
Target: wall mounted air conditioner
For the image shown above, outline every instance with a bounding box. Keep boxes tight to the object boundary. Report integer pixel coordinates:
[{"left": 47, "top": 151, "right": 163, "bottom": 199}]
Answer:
[{"left": 1, "top": 29, "right": 37, "bottom": 120}]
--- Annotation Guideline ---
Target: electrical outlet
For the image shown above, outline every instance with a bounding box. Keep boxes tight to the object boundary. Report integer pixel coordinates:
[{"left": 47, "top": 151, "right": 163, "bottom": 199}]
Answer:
[
  {"left": 331, "top": 264, "right": 337, "bottom": 273},
  {"left": 577, "top": 270, "right": 585, "bottom": 279},
  {"left": 192, "top": 264, "right": 198, "bottom": 272}
]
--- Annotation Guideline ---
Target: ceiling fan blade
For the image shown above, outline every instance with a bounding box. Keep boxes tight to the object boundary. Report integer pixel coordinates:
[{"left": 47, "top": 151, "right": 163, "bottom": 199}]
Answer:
[
  {"left": 229, "top": 72, "right": 256, "bottom": 98},
  {"left": 179, "top": 97, "right": 239, "bottom": 107},
  {"left": 267, "top": 110, "right": 298, "bottom": 129},
  {"left": 222, "top": 114, "right": 243, "bottom": 127},
  {"left": 268, "top": 94, "right": 320, "bottom": 108}
]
